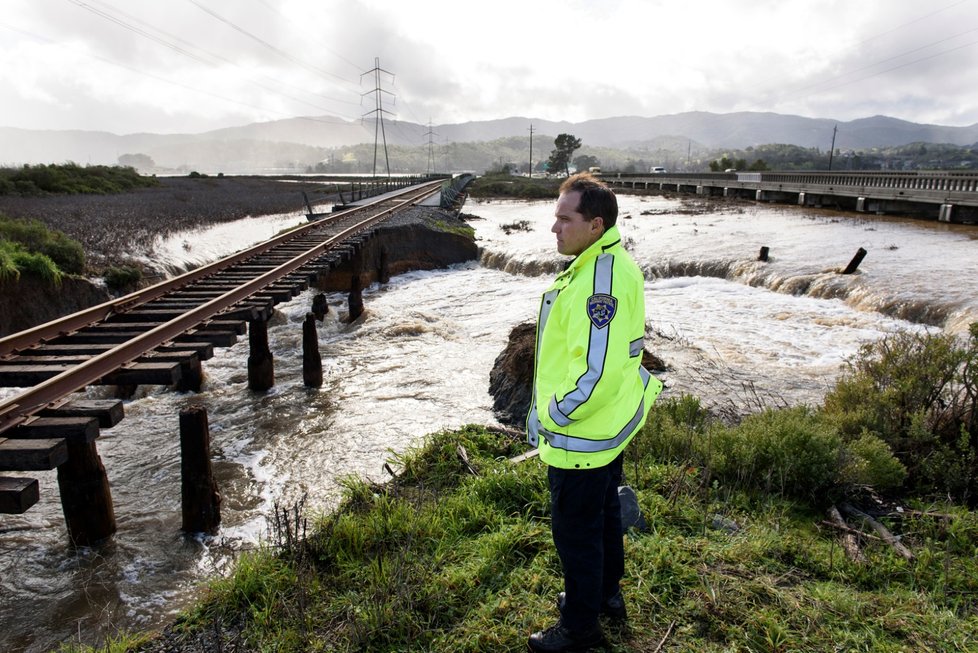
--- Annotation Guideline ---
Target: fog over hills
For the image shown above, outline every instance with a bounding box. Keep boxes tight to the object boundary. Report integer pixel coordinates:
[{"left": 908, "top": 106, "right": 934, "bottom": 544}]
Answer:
[{"left": 2, "top": 111, "right": 976, "bottom": 173}]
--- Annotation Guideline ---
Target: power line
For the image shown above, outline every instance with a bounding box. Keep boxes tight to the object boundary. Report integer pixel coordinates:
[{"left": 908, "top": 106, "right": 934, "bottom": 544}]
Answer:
[
  {"left": 250, "top": 0, "right": 363, "bottom": 74},
  {"left": 0, "top": 21, "right": 357, "bottom": 129},
  {"left": 424, "top": 119, "right": 438, "bottom": 174},
  {"left": 361, "top": 57, "right": 395, "bottom": 178},
  {"left": 186, "top": 0, "right": 360, "bottom": 90},
  {"left": 86, "top": 0, "right": 360, "bottom": 112},
  {"left": 755, "top": 25, "right": 978, "bottom": 110}
]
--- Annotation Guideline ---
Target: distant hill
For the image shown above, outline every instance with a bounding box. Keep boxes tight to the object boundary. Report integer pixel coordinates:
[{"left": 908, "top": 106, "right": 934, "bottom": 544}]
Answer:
[{"left": 2, "top": 112, "right": 976, "bottom": 173}]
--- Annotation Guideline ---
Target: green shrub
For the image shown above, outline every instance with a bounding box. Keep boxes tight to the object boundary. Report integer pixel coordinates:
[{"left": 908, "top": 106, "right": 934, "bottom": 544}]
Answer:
[
  {"left": 0, "top": 216, "right": 85, "bottom": 273},
  {"left": 640, "top": 398, "right": 905, "bottom": 501},
  {"left": 713, "top": 407, "right": 842, "bottom": 498},
  {"left": 838, "top": 431, "right": 907, "bottom": 490},
  {"left": 104, "top": 265, "right": 143, "bottom": 292},
  {"left": 823, "top": 327, "right": 978, "bottom": 504},
  {"left": 0, "top": 163, "right": 158, "bottom": 196},
  {"left": 468, "top": 174, "right": 559, "bottom": 199},
  {"left": 0, "top": 241, "right": 20, "bottom": 282},
  {"left": 11, "top": 248, "right": 62, "bottom": 285}
]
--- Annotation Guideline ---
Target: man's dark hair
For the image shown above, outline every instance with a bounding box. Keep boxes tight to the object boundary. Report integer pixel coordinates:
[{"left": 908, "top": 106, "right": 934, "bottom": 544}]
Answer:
[{"left": 559, "top": 172, "right": 618, "bottom": 228}]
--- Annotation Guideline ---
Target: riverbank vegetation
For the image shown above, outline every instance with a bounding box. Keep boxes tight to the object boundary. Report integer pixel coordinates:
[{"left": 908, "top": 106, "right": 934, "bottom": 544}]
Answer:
[
  {"left": 0, "top": 163, "right": 159, "bottom": 196},
  {"left": 0, "top": 214, "right": 85, "bottom": 283},
  {"left": 58, "top": 327, "right": 978, "bottom": 652},
  {"left": 467, "top": 173, "right": 560, "bottom": 199}
]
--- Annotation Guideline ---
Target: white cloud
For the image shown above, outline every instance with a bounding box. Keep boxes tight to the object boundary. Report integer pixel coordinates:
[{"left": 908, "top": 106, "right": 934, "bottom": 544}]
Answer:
[{"left": 1, "top": 0, "right": 976, "bottom": 133}]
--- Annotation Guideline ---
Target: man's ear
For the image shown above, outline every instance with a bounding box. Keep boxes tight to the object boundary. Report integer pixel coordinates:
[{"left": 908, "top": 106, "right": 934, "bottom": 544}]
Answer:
[{"left": 591, "top": 216, "right": 605, "bottom": 234}]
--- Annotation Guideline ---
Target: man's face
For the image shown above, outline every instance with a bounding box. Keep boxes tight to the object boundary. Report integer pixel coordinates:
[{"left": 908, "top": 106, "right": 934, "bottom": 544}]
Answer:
[{"left": 552, "top": 190, "right": 604, "bottom": 256}]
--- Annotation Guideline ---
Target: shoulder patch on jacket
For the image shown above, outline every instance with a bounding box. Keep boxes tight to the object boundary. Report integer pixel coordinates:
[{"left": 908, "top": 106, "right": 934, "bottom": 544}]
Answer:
[{"left": 586, "top": 293, "right": 617, "bottom": 329}]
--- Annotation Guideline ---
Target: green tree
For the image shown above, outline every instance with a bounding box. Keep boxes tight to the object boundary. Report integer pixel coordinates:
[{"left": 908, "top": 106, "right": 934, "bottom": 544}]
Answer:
[
  {"left": 572, "top": 154, "right": 600, "bottom": 172},
  {"left": 547, "top": 133, "right": 582, "bottom": 177}
]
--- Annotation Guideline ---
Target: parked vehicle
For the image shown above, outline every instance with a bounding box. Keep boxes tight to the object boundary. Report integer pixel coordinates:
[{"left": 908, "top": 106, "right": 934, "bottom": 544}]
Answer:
[{"left": 650, "top": 166, "right": 667, "bottom": 173}]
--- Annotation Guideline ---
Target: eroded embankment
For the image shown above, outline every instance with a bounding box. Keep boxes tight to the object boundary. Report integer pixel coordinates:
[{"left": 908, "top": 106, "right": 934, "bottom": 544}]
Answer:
[{"left": 0, "top": 206, "right": 477, "bottom": 339}]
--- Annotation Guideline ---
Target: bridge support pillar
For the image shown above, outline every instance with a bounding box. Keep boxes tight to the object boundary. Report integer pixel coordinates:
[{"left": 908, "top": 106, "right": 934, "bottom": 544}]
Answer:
[
  {"left": 378, "top": 246, "right": 390, "bottom": 284},
  {"left": 180, "top": 405, "right": 221, "bottom": 535},
  {"left": 798, "top": 192, "right": 823, "bottom": 208},
  {"left": 856, "top": 197, "right": 868, "bottom": 213},
  {"left": 176, "top": 354, "right": 203, "bottom": 393},
  {"left": 57, "top": 440, "right": 116, "bottom": 546},
  {"left": 311, "top": 293, "right": 328, "bottom": 321},
  {"left": 247, "top": 318, "right": 274, "bottom": 391},
  {"left": 939, "top": 204, "right": 954, "bottom": 223},
  {"left": 303, "top": 313, "right": 323, "bottom": 388},
  {"left": 348, "top": 275, "right": 364, "bottom": 322}
]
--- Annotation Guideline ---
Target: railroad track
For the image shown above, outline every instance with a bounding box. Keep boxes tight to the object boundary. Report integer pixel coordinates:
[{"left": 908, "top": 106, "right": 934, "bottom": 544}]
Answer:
[{"left": 0, "top": 180, "right": 443, "bottom": 525}]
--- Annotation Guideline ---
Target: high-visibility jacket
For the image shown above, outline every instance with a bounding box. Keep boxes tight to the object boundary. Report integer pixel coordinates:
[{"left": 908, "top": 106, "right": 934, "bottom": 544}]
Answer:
[{"left": 526, "top": 225, "right": 663, "bottom": 469}]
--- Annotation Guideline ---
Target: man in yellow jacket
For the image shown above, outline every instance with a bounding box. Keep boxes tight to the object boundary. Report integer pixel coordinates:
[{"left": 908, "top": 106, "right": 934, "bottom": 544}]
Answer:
[{"left": 527, "top": 172, "right": 662, "bottom": 652}]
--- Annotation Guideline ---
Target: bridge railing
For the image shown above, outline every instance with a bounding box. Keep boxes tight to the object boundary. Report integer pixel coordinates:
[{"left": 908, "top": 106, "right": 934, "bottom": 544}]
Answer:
[{"left": 612, "top": 170, "right": 978, "bottom": 192}]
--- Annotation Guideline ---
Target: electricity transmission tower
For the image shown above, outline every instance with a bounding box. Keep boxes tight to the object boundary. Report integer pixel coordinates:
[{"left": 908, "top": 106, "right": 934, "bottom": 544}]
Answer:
[
  {"left": 361, "top": 57, "right": 395, "bottom": 179},
  {"left": 424, "top": 119, "right": 438, "bottom": 175}
]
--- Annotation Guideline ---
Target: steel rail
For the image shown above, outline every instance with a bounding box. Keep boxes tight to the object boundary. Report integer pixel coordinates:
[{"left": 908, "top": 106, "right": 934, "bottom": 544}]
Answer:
[
  {"left": 0, "top": 180, "right": 444, "bottom": 358},
  {"left": 0, "top": 183, "right": 442, "bottom": 433}
]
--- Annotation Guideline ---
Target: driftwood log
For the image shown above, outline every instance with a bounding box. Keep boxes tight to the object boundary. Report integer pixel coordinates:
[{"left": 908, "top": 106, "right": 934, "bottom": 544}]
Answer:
[
  {"left": 825, "top": 505, "right": 867, "bottom": 563},
  {"left": 840, "top": 502, "right": 914, "bottom": 561}
]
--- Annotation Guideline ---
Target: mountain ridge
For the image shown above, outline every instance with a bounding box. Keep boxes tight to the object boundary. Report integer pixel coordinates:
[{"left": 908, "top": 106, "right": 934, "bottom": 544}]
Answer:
[{"left": 2, "top": 111, "right": 976, "bottom": 172}]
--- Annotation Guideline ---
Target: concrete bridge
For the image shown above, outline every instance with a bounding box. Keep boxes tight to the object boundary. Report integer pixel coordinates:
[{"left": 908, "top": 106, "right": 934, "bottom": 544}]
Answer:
[{"left": 605, "top": 171, "right": 978, "bottom": 223}]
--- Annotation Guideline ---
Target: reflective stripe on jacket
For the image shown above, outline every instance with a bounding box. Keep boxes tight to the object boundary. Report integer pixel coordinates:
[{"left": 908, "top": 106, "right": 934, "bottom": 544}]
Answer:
[{"left": 526, "top": 225, "right": 663, "bottom": 469}]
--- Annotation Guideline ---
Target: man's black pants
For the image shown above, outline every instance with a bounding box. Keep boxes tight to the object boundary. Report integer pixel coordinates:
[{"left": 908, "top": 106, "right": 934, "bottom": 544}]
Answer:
[{"left": 548, "top": 452, "right": 624, "bottom": 633}]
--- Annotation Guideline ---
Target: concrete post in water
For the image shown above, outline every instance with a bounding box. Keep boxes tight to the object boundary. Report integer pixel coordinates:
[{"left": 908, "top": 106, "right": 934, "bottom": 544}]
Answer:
[
  {"left": 758, "top": 246, "right": 769, "bottom": 262},
  {"left": 303, "top": 312, "right": 323, "bottom": 387},
  {"left": 842, "top": 247, "right": 868, "bottom": 275},
  {"left": 247, "top": 317, "right": 274, "bottom": 391},
  {"left": 311, "top": 292, "right": 328, "bottom": 321},
  {"left": 57, "top": 440, "right": 116, "bottom": 546},
  {"left": 179, "top": 405, "right": 221, "bottom": 535},
  {"left": 348, "top": 274, "right": 364, "bottom": 322}
]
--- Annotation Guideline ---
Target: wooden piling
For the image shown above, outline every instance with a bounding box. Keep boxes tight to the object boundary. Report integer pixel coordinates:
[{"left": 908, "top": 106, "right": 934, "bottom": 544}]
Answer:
[
  {"left": 758, "top": 246, "right": 769, "bottom": 262},
  {"left": 57, "top": 439, "right": 116, "bottom": 546},
  {"left": 247, "top": 318, "right": 274, "bottom": 391},
  {"left": 302, "top": 313, "right": 323, "bottom": 387},
  {"left": 348, "top": 275, "right": 364, "bottom": 322},
  {"left": 179, "top": 405, "right": 221, "bottom": 535},
  {"left": 842, "top": 247, "right": 868, "bottom": 274},
  {"left": 175, "top": 353, "right": 203, "bottom": 393},
  {"left": 312, "top": 293, "right": 328, "bottom": 321},
  {"left": 379, "top": 246, "right": 390, "bottom": 283}
]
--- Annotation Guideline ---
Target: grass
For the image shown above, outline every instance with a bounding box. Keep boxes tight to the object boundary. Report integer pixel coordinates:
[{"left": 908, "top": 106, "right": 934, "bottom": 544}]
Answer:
[
  {"left": 468, "top": 173, "right": 560, "bottom": 199},
  {"left": 0, "top": 214, "right": 85, "bottom": 274},
  {"left": 0, "top": 239, "right": 63, "bottom": 285},
  {"left": 102, "top": 421, "right": 978, "bottom": 653}
]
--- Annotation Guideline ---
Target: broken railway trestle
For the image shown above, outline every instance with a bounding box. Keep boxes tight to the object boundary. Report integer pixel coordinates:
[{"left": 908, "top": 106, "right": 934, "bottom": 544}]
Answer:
[{"left": 0, "top": 180, "right": 444, "bottom": 543}]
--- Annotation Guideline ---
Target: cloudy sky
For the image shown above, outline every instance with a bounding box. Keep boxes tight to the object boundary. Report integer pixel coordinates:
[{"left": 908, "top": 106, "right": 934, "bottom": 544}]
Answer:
[{"left": 2, "top": 0, "right": 977, "bottom": 135}]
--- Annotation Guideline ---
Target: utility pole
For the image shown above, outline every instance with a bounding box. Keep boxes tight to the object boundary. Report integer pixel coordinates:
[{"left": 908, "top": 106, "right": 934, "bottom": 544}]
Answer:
[
  {"left": 424, "top": 119, "right": 438, "bottom": 175},
  {"left": 528, "top": 123, "right": 534, "bottom": 177},
  {"left": 828, "top": 124, "right": 838, "bottom": 171},
  {"left": 361, "top": 57, "right": 395, "bottom": 179}
]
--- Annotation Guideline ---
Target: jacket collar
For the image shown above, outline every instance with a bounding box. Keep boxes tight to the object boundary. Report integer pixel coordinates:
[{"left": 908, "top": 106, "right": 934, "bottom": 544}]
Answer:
[{"left": 563, "top": 225, "right": 622, "bottom": 274}]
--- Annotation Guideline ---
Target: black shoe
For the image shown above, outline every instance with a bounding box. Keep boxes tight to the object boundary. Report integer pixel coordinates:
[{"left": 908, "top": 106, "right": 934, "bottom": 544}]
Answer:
[
  {"left": 528, "top": 621, "right": 606, "bottom": 652},
  {"left": 557, "top": 591, "right": 628, "bottom": 622}
]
